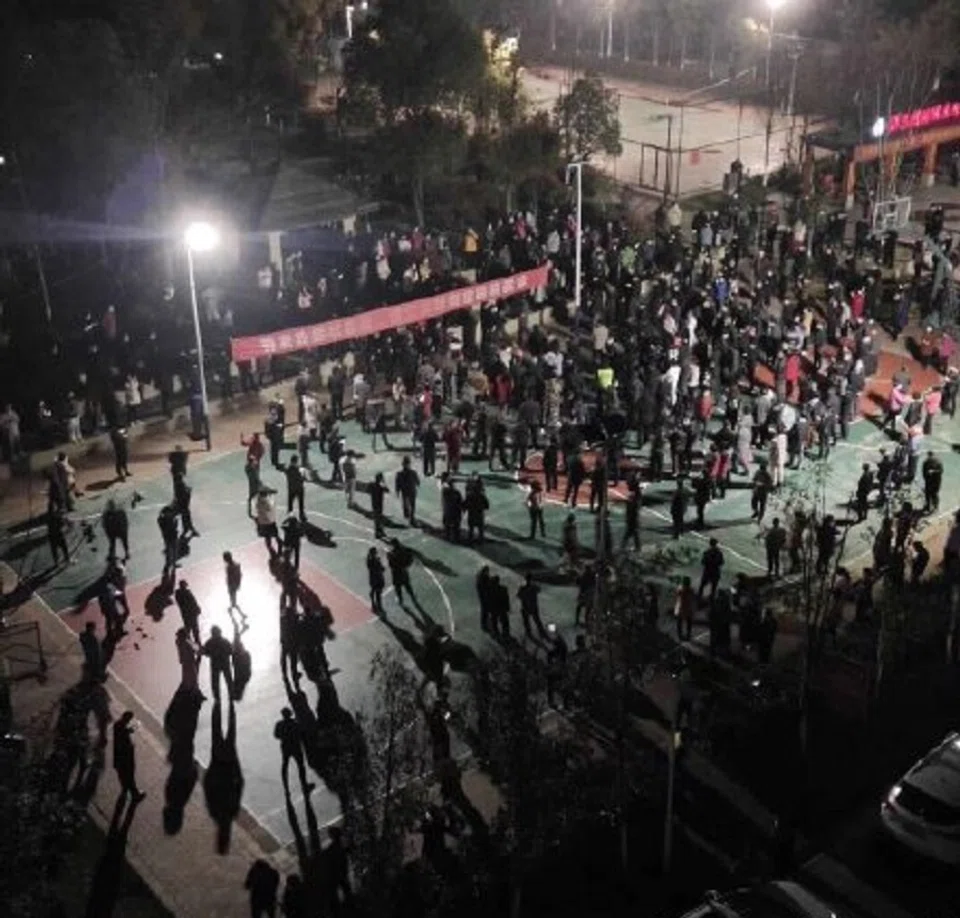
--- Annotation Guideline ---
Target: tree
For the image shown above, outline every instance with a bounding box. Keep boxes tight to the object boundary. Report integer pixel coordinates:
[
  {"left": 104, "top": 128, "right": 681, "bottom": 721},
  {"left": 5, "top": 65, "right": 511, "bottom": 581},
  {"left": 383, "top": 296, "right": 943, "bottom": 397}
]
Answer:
[
  {"left": 554, "top": 75, "right": 623, "bottom": 162},
  {"left": 344, "top": 0, "right": 486, "bottom": 122},
  {"left": 338, "top": 647, "right": 432, "bottom": 916},
  {"left": 484, "top": 111, "right": 563, "bottom": 212}
]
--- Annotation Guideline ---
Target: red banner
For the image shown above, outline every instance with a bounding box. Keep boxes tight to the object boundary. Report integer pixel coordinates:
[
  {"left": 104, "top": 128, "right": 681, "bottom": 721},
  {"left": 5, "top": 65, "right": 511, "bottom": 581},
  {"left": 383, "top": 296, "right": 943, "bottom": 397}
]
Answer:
[{"left": 231, "top": 264, "right": 550, "bottom": 362}]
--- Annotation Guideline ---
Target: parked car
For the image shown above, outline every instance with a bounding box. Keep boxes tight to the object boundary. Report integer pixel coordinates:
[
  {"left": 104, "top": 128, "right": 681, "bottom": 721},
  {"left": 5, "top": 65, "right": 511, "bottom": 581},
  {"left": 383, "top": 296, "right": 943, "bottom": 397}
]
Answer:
[
  {"left": 881, "top": 731, "right": 960, "bottom": 864},
  {"left": 677, "top": 881, "right": 839, "bottom": 918}
]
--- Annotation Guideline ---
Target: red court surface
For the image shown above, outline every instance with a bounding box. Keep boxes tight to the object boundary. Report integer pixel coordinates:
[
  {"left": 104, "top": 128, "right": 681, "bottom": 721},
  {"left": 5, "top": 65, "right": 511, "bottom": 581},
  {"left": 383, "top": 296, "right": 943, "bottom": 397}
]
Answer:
[{"left": 61, "top": 542, "right": 374, "bottom": 725}]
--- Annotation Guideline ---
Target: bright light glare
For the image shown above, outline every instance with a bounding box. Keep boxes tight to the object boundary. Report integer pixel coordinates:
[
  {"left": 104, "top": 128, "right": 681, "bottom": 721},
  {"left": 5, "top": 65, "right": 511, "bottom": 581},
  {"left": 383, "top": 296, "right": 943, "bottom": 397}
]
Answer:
[
  {"left": 213, "top": 51, "right": 224, "bottom": 62},
  {"left": 184, "top": 221, "right": 220, "bottom": 253},
  {"left": 767, "top": 0, "right": 786, "bottom": 9},
  {"left": 872, "top": 117, "right": 886, "bottom": 139},
  {"left": 0, "top": 154, "right": 5, "bottom": 166}
]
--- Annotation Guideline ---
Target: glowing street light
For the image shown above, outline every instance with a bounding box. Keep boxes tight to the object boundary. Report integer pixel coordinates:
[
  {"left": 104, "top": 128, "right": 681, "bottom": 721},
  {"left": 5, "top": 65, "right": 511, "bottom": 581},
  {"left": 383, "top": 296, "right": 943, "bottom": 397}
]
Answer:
[{"left": 184, "top": 221, "right": 220, "bottom": 449}]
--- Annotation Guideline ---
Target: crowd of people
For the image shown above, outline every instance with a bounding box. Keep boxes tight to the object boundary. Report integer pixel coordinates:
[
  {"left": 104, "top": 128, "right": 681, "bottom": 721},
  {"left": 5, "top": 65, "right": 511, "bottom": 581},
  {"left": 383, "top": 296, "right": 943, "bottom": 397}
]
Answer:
[{"left": 36, "top": 185, "right": 960, "bottom": 912}]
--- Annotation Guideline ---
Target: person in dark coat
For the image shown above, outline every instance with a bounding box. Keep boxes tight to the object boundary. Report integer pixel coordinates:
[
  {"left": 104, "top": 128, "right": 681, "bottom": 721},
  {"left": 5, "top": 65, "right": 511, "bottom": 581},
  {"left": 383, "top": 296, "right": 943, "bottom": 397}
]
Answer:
[
  {"left": 101, "top": 498, "right": 130, "bottom": 561},
  {"left": 112, "top": 710, "right": 146, "bottom": 800},
  {"left": 244, "top": 859, "right": 280, "bottom": 918},
  {"left": 369, "top": 471, "right": 389, "bottom": 538},
  {"left": 110, "top": 426, "right": 130, "bottom": 480}
]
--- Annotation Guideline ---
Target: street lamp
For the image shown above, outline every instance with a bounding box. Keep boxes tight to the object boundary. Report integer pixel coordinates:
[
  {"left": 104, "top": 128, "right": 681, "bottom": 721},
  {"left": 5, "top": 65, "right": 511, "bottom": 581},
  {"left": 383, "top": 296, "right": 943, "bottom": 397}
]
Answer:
[
  {"left": 765, "top": 0, "right": 785, "bottom": 88},
  {"left": 565, "top": 162, "right": 584, "bottom": 311},
  {"left": 184, "top": 221, "right": 220, "bottom": 450},
  {"left": 872, "top": 116, "right": 887, "bottom": 207}
]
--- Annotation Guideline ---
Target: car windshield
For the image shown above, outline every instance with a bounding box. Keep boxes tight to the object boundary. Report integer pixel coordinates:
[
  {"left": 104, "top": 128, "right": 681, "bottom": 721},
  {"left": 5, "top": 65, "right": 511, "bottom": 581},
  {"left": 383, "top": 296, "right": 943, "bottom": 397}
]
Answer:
[{"left": 899, "top": 781, "right": 960, "bottom": 826}]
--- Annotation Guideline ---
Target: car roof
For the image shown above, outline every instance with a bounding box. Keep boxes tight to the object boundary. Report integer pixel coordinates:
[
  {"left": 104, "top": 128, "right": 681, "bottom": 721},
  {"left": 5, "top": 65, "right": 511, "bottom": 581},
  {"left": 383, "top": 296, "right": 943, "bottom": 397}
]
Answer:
[{"left": 905, "top": 733, "right": 960, "bottom": 806}]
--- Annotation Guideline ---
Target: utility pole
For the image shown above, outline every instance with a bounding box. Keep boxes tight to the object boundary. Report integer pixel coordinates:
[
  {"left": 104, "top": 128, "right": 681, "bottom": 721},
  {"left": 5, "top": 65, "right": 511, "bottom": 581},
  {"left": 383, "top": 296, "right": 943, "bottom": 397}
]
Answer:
[
  {"left": 566, "top": 161, "right": 584, "bottom": 310},
  {"left": 0, "top": 151, "right": 52, "bottom": 325}
]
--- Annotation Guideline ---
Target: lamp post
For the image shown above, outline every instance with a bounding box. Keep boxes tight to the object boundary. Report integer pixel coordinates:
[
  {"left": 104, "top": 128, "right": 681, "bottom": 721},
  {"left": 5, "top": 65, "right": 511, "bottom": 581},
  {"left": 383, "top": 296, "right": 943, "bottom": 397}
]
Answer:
[
  {"left": 765, "top": 0, "right": 785, "bottom": 89},
  {"left": 566, "top": 161, "right": 584, "bottom": 311},
  {"left": 184, "top": 221, "right": 219, "bottom": 451},
  {"left": 872, "top": 115, "right": 887, "bottom": 214}
]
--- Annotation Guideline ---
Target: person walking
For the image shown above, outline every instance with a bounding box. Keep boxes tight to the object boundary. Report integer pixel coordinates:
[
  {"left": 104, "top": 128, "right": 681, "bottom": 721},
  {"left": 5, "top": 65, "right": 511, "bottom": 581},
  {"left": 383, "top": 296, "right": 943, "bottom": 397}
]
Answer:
[
  {"left": 517, "top": 573, "right": 548, "bottom": 640},
  {"left": 699, "top": 538, "right": 724, "bottom": 600},
  {"left": 854, "top": 464, "right": 875, "bottom": 523},
  {"left": 223, "top": 552, "right": 243, "bottom": 612},
  {"left": 274, "top": 708, "right": 315, "bottom": 795},
  {"left": 47, "top": 507, "right": 71, "bottom": 567},
  {"left": 201, "top": 625, "right": 235, "bottom": 701},
  {"left": 173, "top": 472, "right": 199, "bottom": 538},
  {"left": 367, "top": 547, "right": 386, "bottom": 615},
  {"left": 112, "top": 711, "right": 146, "bottom": 801},
  {"left": 174, "top": 579, "right": 202, "bottom": 645},
  {"left": 543, "top": 437, "right": 560, "bottom": 493}
]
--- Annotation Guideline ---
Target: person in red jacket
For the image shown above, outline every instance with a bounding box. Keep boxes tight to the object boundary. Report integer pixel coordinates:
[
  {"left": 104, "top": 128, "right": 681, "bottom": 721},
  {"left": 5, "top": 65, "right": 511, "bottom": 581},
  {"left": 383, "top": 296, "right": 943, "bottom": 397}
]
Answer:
[
  {"left": 784, "top": 350, "right": 801, "bottom": 401},
  {"left": 443, "top": 420, "right": 463, "bottom": 474}
]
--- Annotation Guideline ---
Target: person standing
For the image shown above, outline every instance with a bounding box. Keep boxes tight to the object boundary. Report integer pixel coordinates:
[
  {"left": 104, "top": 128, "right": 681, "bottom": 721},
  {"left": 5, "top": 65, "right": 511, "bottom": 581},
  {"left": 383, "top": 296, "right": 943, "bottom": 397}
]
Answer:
[
  {"left": 751, "top": 461, "right": 773, "bottom": 522},
  {"left": 395, "top": 456, "right": 420, "bottom": 526},
  {"left": 80, "top": 622, "right": 103, "bottom": 681},
  {"left": 254, "top": 488, "right": 281, "bottom": 557},
  {"left": 342, "top": 450, "right": 358, "bottom": 507},
  {"left": 174, "top": 579, "right": 202, "bottom": 644},
  {"left": 158, "top": 504, "right": 179, "bottom": 577},
  {"left": 464, "top": 474, "right": 489, "bottom": 543},
  {"left": 244, "top": 456, "right": 262, "bottom": 517},
  {"left": 854, "top": 464, "right": 875, "bottom": 523},
  {"left": 175, "top": 627, "right": 203, "bottom": 697},
  {"left": 922, "top": 451, "right": 944, "bottom": 514},
  {"left": 387, "top": 539, "right": 414, "bottom": 606},
  {"left": 110, "top": 426, "right": 131, "bottom": 480},
  {"left": 245, "top": 859, "right": 280, "bottom": 918},
  {"left": 274, "top": 708, "right": 314, "bottom": 795},
  {"left": 101, "top": 498, "right": 130, "bottom": 562},
  {"left": 765, "top": 518, "right": 787, "bottom": 579},
  {"left": 698, "top": 538, "right": 724, "bottom": 600},
  {"left": 421, "top": 423, "right": 438, "bottom": 477},
  {"left": 369, "top": 471, "right": 389, "bottom": 538},
  {"left": 674, "top": 576, "right": 696, "bottom": 641},
  {"left": 517, "top": 573, "right": 548, "bottom": 640},
  {"left": 670, "top": 479, "right": 688, "bottom": 540},
  {"left": 526, "top": 480, "right": 545, "bottom": 539},
  {"left": 769, "top": 425, "right": 787, "bottom": 491},
  {"left": 367, "top": 547, "right": 386, "bottom": 615},
  {"left": 201, "top": 625, "right": 234, "bottom": 701},
  {"left": 112, "top": 711, "right": 146, "bottom": 801},
  {"left": 282, "top": 515, "right": 303, "bottom": 571},
  {"left": 543, "top": 437, "right": 560, "bottom": 493},
  {"left": 285, "top": 456, "right": 306, "bottom": 522}
]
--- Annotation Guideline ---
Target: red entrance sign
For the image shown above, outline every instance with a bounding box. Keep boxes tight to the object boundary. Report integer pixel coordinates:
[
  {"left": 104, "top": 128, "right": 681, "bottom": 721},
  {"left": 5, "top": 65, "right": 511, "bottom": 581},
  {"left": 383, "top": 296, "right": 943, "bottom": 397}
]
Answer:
[
  {"left": 231, "top": 263, "right": 550, "bottom": 362},
  {"left": 887, "top": 102, "right": 960, "bottom": 135}
]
